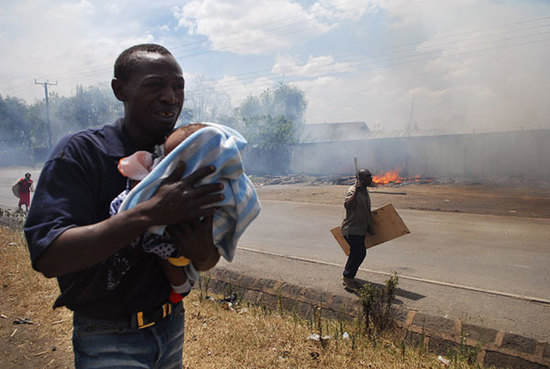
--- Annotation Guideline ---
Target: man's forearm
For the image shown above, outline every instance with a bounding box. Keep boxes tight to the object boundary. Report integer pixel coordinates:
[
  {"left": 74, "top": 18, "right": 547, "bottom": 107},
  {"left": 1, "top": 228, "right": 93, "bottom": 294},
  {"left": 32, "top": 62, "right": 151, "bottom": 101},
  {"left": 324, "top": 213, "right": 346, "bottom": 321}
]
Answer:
[{"left": 35, "top": 205, "right": 154, "bottom": 278}]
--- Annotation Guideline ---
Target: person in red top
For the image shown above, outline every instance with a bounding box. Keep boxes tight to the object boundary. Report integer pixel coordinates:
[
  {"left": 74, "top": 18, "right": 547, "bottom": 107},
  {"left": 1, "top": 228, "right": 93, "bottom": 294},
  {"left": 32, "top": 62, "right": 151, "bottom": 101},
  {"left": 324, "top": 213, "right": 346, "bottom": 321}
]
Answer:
[{"left": 17, "top": 172, "right": 34, "bottom": 211}]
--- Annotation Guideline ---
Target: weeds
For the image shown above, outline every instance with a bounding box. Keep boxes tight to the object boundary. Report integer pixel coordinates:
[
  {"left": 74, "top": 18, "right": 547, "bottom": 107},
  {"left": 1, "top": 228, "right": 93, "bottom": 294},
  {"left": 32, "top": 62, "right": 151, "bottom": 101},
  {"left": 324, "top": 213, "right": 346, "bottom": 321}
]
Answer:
[
  {"left": 198, "top": 272, "right": 211, "bottom": 302},
  {"left": 358, "top": 271, "right": 399, "bottom": 336},
  {"left": 449, "top": 327, "right": 482, "bottom": 365}
]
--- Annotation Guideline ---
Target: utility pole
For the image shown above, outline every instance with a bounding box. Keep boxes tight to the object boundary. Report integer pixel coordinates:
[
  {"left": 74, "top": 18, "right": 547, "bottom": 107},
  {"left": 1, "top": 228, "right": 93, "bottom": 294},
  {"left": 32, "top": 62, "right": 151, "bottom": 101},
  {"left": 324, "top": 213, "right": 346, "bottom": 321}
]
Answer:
[
  {"left": 34, "top": 79, "right": 57, "bottom": 149},
  {"left": 407, "top": 92, "right": 415, "bottom": 136}
]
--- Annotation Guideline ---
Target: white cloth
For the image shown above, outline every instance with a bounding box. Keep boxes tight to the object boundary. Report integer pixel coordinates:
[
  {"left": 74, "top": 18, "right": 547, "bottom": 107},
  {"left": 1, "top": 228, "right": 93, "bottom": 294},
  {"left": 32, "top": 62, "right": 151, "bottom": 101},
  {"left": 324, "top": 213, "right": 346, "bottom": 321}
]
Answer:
[{"left": 118, "top": 122, "right": 261, "bottom": 265}]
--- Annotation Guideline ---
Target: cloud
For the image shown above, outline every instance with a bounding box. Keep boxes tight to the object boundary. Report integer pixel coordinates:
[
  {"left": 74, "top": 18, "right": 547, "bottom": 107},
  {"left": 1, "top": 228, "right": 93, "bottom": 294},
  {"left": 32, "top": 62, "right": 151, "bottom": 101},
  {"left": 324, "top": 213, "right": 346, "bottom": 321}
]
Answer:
[
  {"left": 172, "top": 0, "right": 383, "bottom": 55},
  {"left": 301, "top": 0, "right": 550, "bottom": 131},
  {"left": 173, "top": 0, "right": 331, "bottom": 54},
  {"left": 215, "top": 75, "right": 276, "bottom": 106},
  {"left": 272, "top": 54, "right": 355, "bottom": 79},
  {"left": 1, "top": 0, "right": 548, "bottom": 134},
  {"left": 0, "top": 0, "right": 164, "bottom": 102}
]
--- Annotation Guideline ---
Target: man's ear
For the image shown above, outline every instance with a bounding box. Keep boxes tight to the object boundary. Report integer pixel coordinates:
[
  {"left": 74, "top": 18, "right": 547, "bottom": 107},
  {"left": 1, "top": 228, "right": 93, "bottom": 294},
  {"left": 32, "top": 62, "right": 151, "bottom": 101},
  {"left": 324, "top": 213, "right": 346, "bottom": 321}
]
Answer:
[{"left": 111, "top": 78, "right": 127, "bottom": 102}]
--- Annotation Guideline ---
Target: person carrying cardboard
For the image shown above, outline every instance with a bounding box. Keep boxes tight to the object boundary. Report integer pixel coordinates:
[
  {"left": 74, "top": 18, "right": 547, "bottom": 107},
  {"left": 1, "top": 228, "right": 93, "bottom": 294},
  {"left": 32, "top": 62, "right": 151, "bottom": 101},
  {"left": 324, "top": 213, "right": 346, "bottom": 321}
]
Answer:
[{"left": 341, "top": 168, "right": 375, "bottom": 290}]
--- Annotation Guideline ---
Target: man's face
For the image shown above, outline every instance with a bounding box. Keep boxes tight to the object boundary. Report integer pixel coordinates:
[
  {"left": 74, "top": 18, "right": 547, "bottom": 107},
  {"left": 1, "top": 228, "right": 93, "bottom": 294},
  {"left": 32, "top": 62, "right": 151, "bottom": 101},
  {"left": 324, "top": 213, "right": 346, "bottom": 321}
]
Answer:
[
  {"left": 358, "top": 173, "right": 373, "bottom": 187},
  {"left": 118, "top": 52, "right": 185, "bottom": 146}
]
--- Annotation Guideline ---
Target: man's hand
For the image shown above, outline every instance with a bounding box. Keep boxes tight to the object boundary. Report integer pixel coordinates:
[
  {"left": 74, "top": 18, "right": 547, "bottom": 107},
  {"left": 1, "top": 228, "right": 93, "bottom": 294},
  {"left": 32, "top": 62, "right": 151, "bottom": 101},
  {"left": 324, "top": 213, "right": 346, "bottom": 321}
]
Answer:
[
  {"left": 166, "top": 215, "right": 220, "bottom": 271},
  {"left": 145, "top": 162, "right": 224, "bottom": 226}
]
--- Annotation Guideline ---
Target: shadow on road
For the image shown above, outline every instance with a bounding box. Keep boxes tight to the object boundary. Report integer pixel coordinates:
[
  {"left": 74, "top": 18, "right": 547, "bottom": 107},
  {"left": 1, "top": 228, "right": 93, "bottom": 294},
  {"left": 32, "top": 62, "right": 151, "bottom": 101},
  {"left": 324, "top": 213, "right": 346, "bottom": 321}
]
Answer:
[{"left": 345, "top": 278, "right": 426, "bottom": 302}]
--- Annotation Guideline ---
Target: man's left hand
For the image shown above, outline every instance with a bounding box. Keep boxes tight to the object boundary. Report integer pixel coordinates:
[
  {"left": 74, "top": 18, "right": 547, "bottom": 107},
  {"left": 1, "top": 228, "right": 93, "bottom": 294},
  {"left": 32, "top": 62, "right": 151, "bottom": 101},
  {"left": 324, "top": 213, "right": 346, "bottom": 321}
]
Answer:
[{"left": 166, "top": 215, "right": 220, "bottom": 271}]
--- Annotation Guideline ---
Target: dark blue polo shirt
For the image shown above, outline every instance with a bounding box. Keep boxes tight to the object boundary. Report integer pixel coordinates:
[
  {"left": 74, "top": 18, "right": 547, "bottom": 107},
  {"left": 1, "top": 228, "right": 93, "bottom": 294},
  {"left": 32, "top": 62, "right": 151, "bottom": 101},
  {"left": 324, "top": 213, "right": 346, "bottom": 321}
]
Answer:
[{"left": 24, "top": 119, "right": 170, "bottom": 318}]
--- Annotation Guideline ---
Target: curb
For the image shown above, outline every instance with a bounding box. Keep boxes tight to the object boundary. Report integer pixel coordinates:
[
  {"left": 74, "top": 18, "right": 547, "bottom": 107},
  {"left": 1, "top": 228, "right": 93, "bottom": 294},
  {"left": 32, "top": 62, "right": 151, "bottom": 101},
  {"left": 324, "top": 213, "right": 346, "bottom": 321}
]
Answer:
[{"left": 206, "top": 268, "right": 550, "bottom": 369}]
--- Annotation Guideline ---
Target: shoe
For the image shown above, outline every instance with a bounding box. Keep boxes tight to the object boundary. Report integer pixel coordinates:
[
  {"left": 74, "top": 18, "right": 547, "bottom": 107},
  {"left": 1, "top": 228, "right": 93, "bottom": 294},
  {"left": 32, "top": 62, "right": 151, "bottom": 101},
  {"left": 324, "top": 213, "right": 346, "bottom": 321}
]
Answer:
[{"left": 342, "top": 276, "right": 359, "bottom": 290}]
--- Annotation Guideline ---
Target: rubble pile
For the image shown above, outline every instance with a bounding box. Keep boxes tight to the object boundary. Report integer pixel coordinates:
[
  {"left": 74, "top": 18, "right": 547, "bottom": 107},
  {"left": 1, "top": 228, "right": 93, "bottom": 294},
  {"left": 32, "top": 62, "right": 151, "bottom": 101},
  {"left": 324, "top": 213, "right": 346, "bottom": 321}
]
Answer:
[
  {"left": 0, "top": 208, "right": 25, "bottom": 230},
  {"left": 251, "top": 174, "right": 434, "bottom": 187}
]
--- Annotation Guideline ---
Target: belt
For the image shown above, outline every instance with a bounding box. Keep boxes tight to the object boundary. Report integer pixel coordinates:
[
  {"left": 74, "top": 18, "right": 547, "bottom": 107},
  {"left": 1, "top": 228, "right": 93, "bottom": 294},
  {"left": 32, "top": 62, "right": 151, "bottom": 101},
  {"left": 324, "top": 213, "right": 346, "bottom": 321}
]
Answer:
[
  {"left": 130, "top": 300, "right": 179, "bottom": 329},
  {"left": 74, "top": 300, "right": 181, "bottom": 330}
]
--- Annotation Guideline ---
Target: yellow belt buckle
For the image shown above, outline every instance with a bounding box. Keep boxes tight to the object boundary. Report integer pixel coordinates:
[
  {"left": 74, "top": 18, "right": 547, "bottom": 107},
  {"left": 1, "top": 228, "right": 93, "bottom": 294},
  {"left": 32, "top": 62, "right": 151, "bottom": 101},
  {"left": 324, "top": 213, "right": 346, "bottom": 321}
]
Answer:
[
  {"left": 162, "top": 303, "right": 172, "bottom": 318},
  {"left": 167, "top": 256, "right": 190, "bottom": 266},
  {"left": 136, "top": 311, "right": 155, "bottom": 329}
]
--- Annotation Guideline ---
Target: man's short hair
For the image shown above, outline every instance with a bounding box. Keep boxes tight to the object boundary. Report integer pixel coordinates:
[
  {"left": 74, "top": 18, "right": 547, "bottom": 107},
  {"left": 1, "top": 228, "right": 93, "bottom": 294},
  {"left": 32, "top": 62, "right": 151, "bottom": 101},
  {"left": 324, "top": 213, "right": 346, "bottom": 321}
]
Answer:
[
  {"left": 357, "top": 169, "right": 372, "bottom": 178},
  {"left": 114, "top": 44, "right": 173, "bottom": 82}
]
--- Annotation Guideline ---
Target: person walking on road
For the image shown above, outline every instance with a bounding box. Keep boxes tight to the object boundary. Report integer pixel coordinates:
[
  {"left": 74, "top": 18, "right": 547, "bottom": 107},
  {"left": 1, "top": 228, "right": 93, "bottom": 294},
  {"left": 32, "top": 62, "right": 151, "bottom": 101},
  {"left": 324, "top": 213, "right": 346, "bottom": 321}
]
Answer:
[
  {"left": 341, "top": 168, "right": 375, "bottom": 290},
  {"left": 17, "top": 172, "right": 33, "bottom": 211}
]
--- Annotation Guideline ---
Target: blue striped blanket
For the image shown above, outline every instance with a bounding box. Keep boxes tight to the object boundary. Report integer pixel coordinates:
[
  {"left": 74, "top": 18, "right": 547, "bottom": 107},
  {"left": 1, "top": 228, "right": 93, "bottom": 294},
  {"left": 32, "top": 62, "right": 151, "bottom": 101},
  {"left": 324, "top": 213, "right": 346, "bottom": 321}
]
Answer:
[{"left": 118, "top": 122, "right": 261, "bottom": 263}]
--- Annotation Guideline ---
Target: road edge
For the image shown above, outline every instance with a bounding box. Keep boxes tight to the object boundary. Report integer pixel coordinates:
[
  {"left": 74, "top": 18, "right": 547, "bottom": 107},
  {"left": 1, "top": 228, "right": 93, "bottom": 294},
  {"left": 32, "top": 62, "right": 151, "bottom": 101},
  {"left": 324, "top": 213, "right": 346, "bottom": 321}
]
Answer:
[{"left": 206, "top": 267, "right": 550, "bottom": 369}]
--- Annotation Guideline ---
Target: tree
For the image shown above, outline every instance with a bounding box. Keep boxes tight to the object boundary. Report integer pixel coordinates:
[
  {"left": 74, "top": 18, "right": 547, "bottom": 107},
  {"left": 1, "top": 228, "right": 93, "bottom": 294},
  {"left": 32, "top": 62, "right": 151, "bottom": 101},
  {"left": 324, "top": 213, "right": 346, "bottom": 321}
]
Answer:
[
  {"left": 239, "top": 82, "right": 307, "bottom": 126},
  {"left": 184, "top": 75, "right": 233, "bottom": 123},
  {"left": 235, "top": 83, "right": 307, "bottom": 174},
  {"left": 0, "top": 95, "right": 33, "bottom": 148},
  {"left": 54, "top": 84, "right": 122, "bottom": 138}
]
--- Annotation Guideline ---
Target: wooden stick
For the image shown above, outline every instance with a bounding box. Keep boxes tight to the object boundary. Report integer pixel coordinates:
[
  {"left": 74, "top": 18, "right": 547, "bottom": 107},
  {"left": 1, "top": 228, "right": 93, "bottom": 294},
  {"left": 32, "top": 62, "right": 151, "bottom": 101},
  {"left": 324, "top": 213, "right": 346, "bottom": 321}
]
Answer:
[{"left": 370, "top": 191, "right": 407, "bottom": 196}]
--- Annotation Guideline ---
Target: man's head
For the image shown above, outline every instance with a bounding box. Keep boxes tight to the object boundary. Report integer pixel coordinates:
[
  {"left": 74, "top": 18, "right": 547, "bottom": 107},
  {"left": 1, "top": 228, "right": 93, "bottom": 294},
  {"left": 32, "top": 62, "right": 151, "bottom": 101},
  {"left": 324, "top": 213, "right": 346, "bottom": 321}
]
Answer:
[
  {"left": 25, "top": 172, "right": 31, "bottom": 179},
  {"left": 356, "top": 169, "right": 373, "bottom": 187},
  {"left": 111, "top": 44, "right": 185, "bottom": 150}
]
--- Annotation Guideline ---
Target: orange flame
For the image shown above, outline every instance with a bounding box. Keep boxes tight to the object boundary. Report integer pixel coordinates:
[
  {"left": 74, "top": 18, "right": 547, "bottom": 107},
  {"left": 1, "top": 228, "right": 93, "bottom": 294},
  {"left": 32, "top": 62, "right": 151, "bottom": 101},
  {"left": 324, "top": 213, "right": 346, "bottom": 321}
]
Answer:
[
  {"left": 373, "top": 168, "right": 403, "bottom": 185},
  {"left": 372, "top": 168, "right": 432, "bottom": 186}
]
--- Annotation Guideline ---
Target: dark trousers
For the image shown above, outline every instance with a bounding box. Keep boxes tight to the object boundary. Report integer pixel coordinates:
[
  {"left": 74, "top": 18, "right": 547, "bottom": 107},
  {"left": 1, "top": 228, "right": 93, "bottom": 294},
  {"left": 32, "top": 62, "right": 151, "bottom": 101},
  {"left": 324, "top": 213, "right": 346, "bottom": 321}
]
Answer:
[{"left": 343, "top": 235, "right": 366, "bottom": 278}]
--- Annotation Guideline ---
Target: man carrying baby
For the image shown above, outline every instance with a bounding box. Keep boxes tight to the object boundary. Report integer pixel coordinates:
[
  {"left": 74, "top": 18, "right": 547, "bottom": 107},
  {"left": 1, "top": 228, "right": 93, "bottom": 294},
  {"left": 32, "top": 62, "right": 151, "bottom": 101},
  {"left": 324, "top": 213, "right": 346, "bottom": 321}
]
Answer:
[{"left": 24, "top": 44, "right": 223, "bottom": 368}]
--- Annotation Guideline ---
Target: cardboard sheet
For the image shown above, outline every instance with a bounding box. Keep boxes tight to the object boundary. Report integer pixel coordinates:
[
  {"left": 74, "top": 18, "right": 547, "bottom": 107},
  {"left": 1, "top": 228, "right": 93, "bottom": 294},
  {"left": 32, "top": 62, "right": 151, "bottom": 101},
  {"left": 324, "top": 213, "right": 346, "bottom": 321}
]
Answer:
[{"left": 330, "top": 203, "right": 410, "bottom": 256}]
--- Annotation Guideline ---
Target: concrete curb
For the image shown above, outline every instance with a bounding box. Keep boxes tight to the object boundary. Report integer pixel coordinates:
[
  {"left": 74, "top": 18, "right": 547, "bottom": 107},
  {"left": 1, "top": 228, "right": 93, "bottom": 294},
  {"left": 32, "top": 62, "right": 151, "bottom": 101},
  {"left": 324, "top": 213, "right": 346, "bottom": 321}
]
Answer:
[{"left": 206, "top": 268, "right": 550, "bottom": 369}]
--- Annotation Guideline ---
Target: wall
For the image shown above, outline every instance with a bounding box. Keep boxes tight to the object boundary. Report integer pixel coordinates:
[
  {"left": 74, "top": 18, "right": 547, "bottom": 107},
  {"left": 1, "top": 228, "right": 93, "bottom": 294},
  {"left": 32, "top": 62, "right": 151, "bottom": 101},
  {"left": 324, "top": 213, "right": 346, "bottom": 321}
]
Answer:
[{"left": 287, "top": 129, "right": 550, "bottom": 180}]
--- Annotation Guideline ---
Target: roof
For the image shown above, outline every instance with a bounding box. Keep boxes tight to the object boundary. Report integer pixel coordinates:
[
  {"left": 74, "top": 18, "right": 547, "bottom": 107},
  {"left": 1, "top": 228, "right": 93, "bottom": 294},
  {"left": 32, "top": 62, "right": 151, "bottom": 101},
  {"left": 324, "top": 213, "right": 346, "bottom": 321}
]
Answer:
[{"left": 300, "top": 121, "right": 370, "bottom": 143}]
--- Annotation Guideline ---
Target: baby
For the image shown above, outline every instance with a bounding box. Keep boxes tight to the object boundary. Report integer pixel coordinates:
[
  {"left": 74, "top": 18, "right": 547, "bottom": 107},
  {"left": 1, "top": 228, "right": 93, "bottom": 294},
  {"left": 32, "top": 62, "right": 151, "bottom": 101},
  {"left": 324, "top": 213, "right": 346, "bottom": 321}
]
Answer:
[{"left": 111, "top": 122, "right": 261, "bottom": 301}]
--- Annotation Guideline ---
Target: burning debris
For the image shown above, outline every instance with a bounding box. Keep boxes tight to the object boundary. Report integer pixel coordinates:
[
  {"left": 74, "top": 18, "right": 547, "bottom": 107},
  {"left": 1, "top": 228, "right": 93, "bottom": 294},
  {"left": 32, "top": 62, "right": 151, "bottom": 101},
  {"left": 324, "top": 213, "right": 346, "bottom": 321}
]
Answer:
[
  {"left": 252, "top": 169, "right": 433, "bottom": 187},
  {"left": 372, "top": 168, "right": 433, "bottom": 186}
]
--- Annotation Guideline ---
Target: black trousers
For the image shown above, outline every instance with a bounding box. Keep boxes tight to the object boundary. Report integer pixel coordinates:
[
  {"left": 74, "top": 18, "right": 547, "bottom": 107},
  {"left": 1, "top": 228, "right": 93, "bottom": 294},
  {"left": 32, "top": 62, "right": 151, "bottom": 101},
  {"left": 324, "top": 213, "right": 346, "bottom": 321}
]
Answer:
[{"left": 343, "top": 235, "right": 366, "bottom": 278}]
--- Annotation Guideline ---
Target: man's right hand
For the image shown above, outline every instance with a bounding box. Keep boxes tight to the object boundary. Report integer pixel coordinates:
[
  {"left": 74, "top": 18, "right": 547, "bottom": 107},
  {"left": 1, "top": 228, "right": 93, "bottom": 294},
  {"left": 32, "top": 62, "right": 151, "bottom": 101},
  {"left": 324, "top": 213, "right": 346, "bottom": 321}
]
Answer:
[
  {"left": 145, "top": 161, "right": 224, "bottom": 226},
  {"left": 35, "top": 162, "right": 224, "bottom": 278}
]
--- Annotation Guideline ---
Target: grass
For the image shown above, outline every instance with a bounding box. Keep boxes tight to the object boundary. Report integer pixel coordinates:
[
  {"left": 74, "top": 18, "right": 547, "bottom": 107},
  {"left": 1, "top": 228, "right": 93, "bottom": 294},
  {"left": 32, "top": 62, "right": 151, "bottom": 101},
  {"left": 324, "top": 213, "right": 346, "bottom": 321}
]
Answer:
[{"left": 0, "top": 225, "right": 487, "bottom": 368}]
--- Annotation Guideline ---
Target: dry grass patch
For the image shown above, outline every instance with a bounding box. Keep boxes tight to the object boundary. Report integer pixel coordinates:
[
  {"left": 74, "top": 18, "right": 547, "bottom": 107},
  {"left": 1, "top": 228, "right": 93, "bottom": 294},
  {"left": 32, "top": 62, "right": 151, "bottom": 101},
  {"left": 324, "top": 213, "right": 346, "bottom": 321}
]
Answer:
[
  {"left": 0, "top": 225, "right": 486, "bottom": 368},
  {"left": 0, "top": 226, "right": 73, "bottom": 369},
  {"left": 183, "top": 290, "right": 482, "bottom": 369}
]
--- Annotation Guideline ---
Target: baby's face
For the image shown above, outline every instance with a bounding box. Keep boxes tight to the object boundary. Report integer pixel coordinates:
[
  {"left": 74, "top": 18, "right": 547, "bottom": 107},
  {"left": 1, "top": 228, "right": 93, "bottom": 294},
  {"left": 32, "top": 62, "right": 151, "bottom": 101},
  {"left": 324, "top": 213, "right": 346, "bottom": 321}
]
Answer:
[{"left": 164, "top": 123, "right": 206, "bottom": 155}]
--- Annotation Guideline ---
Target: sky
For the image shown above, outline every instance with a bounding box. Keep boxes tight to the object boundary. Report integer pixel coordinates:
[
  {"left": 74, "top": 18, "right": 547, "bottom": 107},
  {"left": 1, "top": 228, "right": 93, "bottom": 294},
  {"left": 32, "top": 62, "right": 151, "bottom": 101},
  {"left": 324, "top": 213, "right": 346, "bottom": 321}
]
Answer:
[{"left": 1, "top": 0, "right": 549, "bottom": 133}]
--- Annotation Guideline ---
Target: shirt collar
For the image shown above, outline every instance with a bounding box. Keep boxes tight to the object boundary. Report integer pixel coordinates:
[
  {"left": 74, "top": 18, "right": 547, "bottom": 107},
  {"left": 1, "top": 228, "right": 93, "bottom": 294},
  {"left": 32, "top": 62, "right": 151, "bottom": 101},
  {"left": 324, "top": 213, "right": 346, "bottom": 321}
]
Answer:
[{"left": 103, "top": 118, "right": 137, "bottom": 157}]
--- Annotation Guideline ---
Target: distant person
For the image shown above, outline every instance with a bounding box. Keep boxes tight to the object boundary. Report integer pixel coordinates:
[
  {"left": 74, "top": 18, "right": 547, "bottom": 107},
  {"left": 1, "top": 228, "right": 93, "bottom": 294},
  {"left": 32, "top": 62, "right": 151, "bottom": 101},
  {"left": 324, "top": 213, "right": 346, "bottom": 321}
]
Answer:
[
  {"left": 17, "top": 172, "right": 33, "bottom": 211},
  {"left": 341, "top": 168, "right": 375, "bottom": 290},
  {"left": 24, "top": 43, "right": 226, "bottom": 368}
]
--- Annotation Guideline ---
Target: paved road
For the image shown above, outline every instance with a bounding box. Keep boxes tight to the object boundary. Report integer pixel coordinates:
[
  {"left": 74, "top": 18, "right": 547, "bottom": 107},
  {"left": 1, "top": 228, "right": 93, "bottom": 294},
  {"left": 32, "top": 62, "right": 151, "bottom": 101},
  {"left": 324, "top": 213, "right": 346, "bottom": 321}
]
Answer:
[
  {"left": 0, "top": 167, "right": 41, "bottom": 210},
  {"left": 2, "top": 167, "right": 549, "bottom": 341},
  {"left": 218, "top": 199, "right": 550, "bottom": 341}
]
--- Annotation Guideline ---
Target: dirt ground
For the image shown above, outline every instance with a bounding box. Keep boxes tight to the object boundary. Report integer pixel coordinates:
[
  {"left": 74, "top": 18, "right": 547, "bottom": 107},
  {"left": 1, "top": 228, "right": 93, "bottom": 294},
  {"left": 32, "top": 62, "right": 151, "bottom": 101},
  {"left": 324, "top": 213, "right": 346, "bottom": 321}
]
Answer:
[
  {"left": 1, "top": 180, "right": 549, "bottom": 369},
  {"left": 254, "top": 181, "right": 550, "bottom": 219}
]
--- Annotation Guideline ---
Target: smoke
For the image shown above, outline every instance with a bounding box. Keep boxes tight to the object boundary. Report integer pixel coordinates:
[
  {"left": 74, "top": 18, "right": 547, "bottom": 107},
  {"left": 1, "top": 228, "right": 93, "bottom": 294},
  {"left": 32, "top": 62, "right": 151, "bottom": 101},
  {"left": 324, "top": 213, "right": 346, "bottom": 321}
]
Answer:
[{"left": 300, "top": 1, "right": 550, "bottom": 133}]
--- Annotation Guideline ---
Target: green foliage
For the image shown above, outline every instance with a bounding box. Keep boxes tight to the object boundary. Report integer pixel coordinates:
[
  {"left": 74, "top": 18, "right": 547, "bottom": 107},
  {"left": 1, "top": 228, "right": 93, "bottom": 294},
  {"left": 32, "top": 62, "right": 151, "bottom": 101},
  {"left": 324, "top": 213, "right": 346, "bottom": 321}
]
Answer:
[
  {"left": 0, "top": 84, "right": 122, "bottom": 165},
  {"left": 0, "top": 95, "right": 34, "bottom": 148},
  {"left": 0, "top": 80, "right": 307, "bottom": 170},
  {"left": 236, "top": 115, "right": 296, "bottom": 152},
  {"left": 358, "top": 272, "right": 399, "bottom": 336},
  {"left": 239, "top": 82, "right": 307, "bottom": 125},
  {"left": 233, "top": 83, "right": 307, "bottom": 174},
  {"left": 54, "top": 84, "right": 121, "bottom": 133}
]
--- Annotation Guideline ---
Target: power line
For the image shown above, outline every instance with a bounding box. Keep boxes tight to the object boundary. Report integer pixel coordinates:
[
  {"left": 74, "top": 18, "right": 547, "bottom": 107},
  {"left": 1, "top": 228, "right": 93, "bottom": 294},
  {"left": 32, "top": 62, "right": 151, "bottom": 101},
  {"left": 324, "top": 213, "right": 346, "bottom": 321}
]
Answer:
[{"left": 6, "top": 11, "right": 550, "bottom": 101}]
